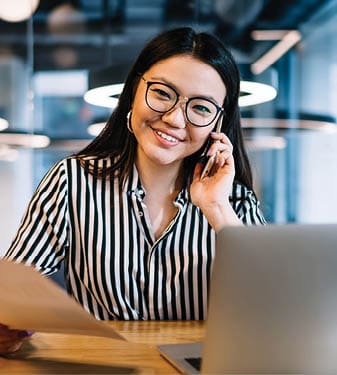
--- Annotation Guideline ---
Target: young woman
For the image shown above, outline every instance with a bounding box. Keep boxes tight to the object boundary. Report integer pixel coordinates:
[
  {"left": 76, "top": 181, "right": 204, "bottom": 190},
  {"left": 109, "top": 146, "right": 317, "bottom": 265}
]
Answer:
[{"left": 1, "top": 27, "right": 265, "bottom": 353}]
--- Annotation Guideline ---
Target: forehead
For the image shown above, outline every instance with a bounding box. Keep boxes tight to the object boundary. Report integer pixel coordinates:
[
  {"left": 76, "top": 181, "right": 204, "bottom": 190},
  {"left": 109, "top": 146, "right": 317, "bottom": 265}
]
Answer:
[{"left": 144, "top": 55, "right": 227, "bottom": 102}]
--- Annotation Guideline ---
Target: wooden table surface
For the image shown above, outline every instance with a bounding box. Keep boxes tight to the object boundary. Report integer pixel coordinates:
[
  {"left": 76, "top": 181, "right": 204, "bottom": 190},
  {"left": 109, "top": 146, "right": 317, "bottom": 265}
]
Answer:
[{"left": 0, "top": 321, "right": 205, "bottom": 374}]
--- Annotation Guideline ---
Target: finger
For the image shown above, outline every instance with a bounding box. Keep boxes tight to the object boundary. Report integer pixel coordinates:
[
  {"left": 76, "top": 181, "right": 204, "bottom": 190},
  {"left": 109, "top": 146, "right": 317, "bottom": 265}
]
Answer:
[
  {"left": 0, "top": 329, "right": 33, "bottom": 344},
  {"left": 207, "top": 137, "right": 233, "bottom": 156},
  {"left": 7, "top": 341, "right": 24, "bottom": 353},
  {"left": 0, "top": 330, "right": 33, "bottom": 355},
  {"left": 0, "top": 340, "right": 24, "bottom": 354},
  {"left": 207, "top": 142, "right": 229, "bottom": 156},
  {"left": 217, "top": 154, "right": 235, "bottom": 175},
  {"left": 216, "top": 150, "right": 233, "bottom": 167},
  {"left": 210, "top": 132, "right": 233, "bottom": 145}
]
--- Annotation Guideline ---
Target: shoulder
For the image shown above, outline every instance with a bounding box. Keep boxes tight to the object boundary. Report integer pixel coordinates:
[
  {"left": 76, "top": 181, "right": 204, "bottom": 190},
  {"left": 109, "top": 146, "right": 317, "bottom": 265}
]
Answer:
[
  {"left": 68, "top": 155, "right": 115, "bottom": 171},
  {"left": 230, "top": 181, "right": 258, "bottom": 203},
  {"left": 230, "top": 181, "right": 266, "bottom": 225},
  {"left": 50, "top": 156, "right": 114, "bottom": 175}
]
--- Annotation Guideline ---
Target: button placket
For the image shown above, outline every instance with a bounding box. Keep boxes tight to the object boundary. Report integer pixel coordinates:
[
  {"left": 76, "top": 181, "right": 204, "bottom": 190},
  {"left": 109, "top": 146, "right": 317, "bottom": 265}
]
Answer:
[{"left": 129, "top": 188, "right": 154, "bottom": 246}]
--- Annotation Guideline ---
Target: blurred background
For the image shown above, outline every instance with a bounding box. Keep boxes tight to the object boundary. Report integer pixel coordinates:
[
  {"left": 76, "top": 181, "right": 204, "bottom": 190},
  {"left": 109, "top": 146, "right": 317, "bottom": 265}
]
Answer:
[{"left": 1, "top": 0, "right": 337, "bottom": 253}]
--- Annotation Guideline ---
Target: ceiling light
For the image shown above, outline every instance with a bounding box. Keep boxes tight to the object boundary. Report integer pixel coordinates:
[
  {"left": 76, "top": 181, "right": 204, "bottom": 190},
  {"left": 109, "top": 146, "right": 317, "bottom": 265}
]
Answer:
[
  {"left": 84, "top": 64, "right": 131, "bottom": 109},
  {"left": 84, "top": 81, "right": 277, "bottom": 109},
  {"left": 241, "top": 118, "right": 337, "bottom": 133},
  {"left": 251, "top": 30, "right": 290, "bottom": 41},
  {"left": 245, "top": 136, "right": 287, "bottom": 150},
  {"left": 0, "top": 0, "right": 40, "bottom": 22},
  {"left": 0, "top": 117, "right": 9, "bottom": 131},
  {"left": 0, "top": 130, "right": 50, "bottom": 148},
  {"left": 84, "top": 84, "right": 124, "bottom": 109},
  {"left": 47, "top": 139, "right": 91, "bottom": 152},
  {"left": 251, "top": 30, "right": 302, "bottom": 75},
  {"left": 87, "top": 122, "right": 105, "bottom": 136},
  {"left": 239, "top": 81, "right": 277, "bottom": 106}
]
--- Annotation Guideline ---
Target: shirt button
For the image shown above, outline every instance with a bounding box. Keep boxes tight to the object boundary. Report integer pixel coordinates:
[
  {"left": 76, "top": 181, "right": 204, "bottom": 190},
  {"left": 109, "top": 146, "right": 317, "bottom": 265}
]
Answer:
[{"left": 139, "top": 211, "right": 143, "bottom": 217}]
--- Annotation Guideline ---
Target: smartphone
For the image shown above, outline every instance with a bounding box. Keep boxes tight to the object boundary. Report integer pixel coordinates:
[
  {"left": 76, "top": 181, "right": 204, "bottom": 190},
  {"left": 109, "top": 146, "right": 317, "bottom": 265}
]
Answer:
[
  {"left": 200, "top": 151, "right": 218, "bottom": 179},
  {"left": 200, "top": 116, "right": 222, "bottom": 179}
]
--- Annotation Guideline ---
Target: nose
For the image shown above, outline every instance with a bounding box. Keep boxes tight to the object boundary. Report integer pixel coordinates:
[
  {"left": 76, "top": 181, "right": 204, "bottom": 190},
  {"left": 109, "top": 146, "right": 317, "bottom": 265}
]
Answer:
[{"left": 161, "top": 99, "right": 188, "bottom": 129}]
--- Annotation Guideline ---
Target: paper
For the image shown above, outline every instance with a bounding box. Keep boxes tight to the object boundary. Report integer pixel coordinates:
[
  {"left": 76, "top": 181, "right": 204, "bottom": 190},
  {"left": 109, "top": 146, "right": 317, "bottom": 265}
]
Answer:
[{"left": 0, "top": 259, "right": 124, "bottom": 340}]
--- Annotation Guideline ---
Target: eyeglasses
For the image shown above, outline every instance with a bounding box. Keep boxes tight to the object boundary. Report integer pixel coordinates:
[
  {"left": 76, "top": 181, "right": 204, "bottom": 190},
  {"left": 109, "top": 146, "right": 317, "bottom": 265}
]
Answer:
[{"left": 141, "top": 76, "right": 224, "bottom": 127}]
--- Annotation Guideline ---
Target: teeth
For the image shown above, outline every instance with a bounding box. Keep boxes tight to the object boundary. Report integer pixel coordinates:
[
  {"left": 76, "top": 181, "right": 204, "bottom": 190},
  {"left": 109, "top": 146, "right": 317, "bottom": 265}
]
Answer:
[{"left": 156, "top": 130, "right": 178, "bottom": 143}]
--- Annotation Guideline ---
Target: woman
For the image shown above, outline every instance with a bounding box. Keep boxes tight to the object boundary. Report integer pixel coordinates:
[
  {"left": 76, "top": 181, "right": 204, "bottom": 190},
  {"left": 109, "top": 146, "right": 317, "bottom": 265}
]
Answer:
[{"left": 1, "top": 27, "right": 265, "bottom": 353}]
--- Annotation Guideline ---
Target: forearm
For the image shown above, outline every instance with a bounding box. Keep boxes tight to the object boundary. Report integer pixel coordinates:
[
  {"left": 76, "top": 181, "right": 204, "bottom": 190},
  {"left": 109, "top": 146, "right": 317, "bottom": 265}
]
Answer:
[{"left": 201, "top": 201, "right": 243, "bottom": 233}]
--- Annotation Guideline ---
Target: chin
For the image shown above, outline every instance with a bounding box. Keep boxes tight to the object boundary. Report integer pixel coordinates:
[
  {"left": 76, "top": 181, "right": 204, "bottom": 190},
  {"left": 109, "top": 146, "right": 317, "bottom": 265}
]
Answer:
[{"left": 148, "top": 152, "right": 183, "bottom": 167}]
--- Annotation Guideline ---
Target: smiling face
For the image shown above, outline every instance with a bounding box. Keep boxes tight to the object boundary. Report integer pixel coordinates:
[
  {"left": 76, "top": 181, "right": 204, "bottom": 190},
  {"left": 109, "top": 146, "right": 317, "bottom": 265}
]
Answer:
[{"left": 130, "top": 54, "right": 227, "bottom": 172}]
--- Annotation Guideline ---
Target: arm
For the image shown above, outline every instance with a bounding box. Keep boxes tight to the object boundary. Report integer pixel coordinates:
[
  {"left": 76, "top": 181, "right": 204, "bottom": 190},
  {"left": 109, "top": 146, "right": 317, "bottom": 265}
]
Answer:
[
  {"left": 0, "top": 160, "right": 69, "bottom": 354},
  {"left": 4, "top": 159, "right": 69, "bottom": 274}
]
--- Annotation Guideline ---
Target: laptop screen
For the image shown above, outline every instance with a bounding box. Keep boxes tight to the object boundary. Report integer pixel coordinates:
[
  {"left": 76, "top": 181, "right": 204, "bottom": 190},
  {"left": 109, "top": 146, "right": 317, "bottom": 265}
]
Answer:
[{"left": 202, "top": 224, "right": 337, "bottom": 374}]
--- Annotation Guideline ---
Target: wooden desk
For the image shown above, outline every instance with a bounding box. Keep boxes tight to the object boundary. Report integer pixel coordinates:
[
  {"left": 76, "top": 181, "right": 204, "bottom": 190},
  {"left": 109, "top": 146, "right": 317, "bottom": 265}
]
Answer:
[{"left": 0, "top": 321, "right": 205, "bottom": 374}]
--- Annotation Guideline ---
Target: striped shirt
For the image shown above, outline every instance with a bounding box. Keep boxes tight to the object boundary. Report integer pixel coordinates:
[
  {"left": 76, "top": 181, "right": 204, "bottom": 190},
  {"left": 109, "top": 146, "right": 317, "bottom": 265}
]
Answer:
[{"left": 4, "top": 157, "right": 265, "bottom": 320}]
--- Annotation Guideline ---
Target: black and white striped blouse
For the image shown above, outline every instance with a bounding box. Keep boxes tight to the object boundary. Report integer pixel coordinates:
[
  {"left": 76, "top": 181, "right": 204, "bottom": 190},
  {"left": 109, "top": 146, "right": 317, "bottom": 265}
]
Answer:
[{"left": 5, "top": 157, "right": 265, "bottom": 320}]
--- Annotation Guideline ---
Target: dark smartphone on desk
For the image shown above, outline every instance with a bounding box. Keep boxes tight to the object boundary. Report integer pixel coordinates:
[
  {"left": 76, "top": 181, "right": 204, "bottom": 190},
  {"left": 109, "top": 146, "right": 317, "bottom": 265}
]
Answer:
[{"left": 200, "top": 117, "right": 222, "bottom": 179}]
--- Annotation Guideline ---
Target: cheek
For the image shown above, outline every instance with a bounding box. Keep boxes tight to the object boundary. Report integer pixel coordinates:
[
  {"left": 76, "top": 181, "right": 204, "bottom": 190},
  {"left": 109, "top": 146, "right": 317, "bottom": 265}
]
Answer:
[
  {"left": 132, "top": 107, "right": 157, "bottom": 131},
  {"left": 132, "top": 88, "right": 160, "bottom": 125},
  {"left": 190, "top": 128, "right": 211, "bottom": 147},
  {"left": 131, "top": 96, "right": 150, "bottom": 127},
  {"left": 131, "top": 85, "right": 148, "bottom": 116}
]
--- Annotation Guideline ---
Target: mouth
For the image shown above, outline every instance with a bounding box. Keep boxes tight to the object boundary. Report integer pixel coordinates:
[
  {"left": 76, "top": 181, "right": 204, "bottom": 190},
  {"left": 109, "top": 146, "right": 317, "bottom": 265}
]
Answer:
[{"left": 155, "top": 129, "right": 181, "bottom": 144}]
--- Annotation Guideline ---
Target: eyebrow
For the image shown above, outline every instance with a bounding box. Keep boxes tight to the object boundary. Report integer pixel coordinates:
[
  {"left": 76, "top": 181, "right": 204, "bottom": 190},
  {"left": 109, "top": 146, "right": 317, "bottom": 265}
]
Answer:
[{"left": 147, "top": 75, "right": 223, "bottom": 104}]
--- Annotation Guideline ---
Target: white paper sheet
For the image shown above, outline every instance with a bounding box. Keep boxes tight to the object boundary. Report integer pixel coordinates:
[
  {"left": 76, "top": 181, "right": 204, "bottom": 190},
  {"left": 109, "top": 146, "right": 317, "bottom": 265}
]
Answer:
[{"left": 0, "top": 259, "right": 123, "bottom": 340}]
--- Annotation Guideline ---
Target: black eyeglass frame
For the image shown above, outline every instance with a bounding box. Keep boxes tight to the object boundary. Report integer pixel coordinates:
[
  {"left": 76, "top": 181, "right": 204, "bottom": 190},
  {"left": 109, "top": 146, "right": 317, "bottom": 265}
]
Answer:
[{"left": 141, "top": 76, "right": 224, "bottom": 127}]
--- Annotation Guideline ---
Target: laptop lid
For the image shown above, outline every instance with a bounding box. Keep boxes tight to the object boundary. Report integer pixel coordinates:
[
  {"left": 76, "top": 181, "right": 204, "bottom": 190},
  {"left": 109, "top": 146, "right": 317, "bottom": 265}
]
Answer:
[{"left": 202, "top": 223, "right": 337, "bottom": 374}]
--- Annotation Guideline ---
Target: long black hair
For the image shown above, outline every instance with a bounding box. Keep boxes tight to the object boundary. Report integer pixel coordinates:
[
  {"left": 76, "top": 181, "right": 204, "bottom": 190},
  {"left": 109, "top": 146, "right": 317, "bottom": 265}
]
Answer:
[{"left": 76, "top": 27, "right": 253, "bottom": 190}]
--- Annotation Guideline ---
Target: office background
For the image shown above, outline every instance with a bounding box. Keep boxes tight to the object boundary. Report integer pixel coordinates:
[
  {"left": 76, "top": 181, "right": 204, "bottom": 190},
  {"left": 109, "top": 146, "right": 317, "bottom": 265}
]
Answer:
[{"left": 1, "top": 0, "right": 337, "bottom": 254}]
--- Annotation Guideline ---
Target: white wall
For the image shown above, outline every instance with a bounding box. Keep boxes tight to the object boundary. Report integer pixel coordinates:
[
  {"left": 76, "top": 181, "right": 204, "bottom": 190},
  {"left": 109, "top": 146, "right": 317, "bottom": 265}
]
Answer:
[
  {"left": 295, "top": 13, "right": 337, "bottom": 223},
  {"left": 0, "top": 150, "right": 34, "bottom": 255},
  {"left": 296, "top": 132, "right": 337, "bottom": 223}
]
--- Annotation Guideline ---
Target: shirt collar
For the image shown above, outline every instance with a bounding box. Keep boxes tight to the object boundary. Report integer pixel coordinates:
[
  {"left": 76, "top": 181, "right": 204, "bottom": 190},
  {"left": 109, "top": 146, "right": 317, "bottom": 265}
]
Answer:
[{"left": 126, "top": 163, "right": 188, "bottom": 206}]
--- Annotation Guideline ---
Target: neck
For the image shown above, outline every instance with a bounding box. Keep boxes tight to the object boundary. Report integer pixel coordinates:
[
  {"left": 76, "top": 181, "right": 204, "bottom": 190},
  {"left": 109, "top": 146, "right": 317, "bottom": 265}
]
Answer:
[{"left": 135, "top": 153, "right": 183, "bottom": 196}]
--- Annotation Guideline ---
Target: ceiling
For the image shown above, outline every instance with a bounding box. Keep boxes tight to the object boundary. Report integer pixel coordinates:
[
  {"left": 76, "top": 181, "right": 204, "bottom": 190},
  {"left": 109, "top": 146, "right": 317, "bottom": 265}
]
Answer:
[{"left": 0, "top": 0, "right": 334, "bottom": 73}]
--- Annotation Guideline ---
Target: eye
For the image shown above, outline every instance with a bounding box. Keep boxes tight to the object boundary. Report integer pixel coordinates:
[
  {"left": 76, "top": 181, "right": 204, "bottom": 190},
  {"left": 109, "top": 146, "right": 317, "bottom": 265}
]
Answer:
[
  {"left": 149, "top": 84, "right": 173, "bottom": 101},
  {"left": 189, "top": 99, "right": 217, "bottom": 117},
  {"left": 152, "top": 88, "right": 171, "bottom": 99},
  {"left": 193, "top": 104, "right": 211, "bottom": 114}
]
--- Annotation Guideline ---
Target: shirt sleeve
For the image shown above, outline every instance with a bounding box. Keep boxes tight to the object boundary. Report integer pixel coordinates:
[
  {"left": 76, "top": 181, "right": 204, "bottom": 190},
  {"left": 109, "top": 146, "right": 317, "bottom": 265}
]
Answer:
[
  {"left": 230, "top": 182, "right": 266, "bottom": 225},
  {"left": 3, "top": 159, "right": 69, "bottom": 275}
]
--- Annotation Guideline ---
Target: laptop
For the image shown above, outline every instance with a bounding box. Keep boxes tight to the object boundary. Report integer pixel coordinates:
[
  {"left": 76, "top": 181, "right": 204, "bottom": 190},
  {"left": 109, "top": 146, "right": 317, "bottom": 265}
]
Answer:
[{"left": 158, "top": 224, "right": 337, "bottom": 374}]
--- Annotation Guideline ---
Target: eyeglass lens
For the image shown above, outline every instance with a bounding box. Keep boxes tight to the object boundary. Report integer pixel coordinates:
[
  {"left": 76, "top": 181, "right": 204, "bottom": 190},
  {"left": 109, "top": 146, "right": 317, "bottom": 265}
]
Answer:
[{"left": 146, "top": 82, "right": 219, "bottom": 126}]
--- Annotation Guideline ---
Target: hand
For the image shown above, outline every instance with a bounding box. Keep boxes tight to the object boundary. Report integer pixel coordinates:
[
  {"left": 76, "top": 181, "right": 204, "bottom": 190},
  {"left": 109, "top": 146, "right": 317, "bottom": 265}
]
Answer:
[
  {"left": 0, "top": 323, "right": 33, "bottom": 355},
  {"left": 191, "top": 131, "right": 235, "bottom": 204},
  {"left": 190, "top": 132, "right": 242, "bottom": 230}
]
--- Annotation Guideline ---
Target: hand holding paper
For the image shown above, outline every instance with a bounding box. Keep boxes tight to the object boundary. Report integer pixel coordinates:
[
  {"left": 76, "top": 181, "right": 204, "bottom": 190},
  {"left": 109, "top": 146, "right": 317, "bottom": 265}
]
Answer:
[{"left": 0, "top": 259, "right": 123, "bottom": 340}]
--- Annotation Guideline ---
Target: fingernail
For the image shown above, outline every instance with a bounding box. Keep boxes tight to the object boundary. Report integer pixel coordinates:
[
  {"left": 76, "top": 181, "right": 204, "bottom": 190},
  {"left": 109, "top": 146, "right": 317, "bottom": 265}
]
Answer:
[{"left": 18, "top": 330, "right": 33, "bottom": 338}]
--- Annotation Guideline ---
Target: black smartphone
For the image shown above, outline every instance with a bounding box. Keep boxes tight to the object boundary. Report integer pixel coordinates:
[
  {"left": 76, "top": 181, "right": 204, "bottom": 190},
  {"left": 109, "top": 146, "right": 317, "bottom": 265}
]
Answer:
[{"left": 200, "top": 116, "right": 222, "bottom": 179}]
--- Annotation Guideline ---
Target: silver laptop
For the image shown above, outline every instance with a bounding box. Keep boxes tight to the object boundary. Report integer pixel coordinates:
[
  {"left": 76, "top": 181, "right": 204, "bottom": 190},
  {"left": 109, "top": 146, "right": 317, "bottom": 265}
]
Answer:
[{"left": 158, "top": 224, "right": 337, "bottom": 374}]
